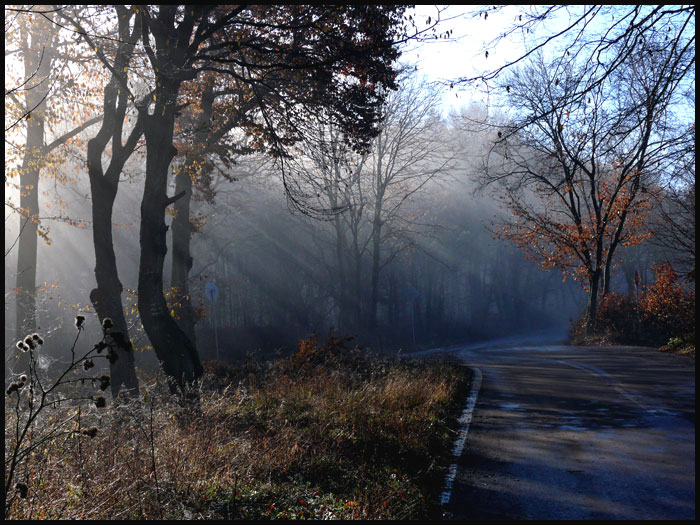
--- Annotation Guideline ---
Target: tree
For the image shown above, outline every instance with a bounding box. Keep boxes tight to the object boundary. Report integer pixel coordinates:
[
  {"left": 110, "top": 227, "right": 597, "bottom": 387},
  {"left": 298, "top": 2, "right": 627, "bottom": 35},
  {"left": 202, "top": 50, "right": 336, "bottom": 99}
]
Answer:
[
  {"left": 5, "top": 5, "right": 102, "bottom": 365},
  {"left": 284, "top": 120, "right": 369, "bottom": 331},
  {"left": 169, "top": 72, "right": 259, "bottom": 347},
  {"left": 284, "top": 72, "right": 452, "bottom": 336},
  {"left": 128, "top": 5, "right": 412, "bottom": 393},
  {"left": 452, "top": 7, "right": 694, "bottom": 319},
  {"left": 9, "top": 9, "right": 57, "bottom": 345},
  {"left": 481, "top": 37, "right": 690, "bottom": 332},
  {"left": 455, "top": 5, "right": 695, "bottom": 110},
  {"left": 649, "top": 150, "right": 695, "bottom": 280},
  {"left": 71, "top": 5, "right": 144, "bottom": 396},
  {"left": 363, "top": 74, "right": 452, "bottom": 333}
]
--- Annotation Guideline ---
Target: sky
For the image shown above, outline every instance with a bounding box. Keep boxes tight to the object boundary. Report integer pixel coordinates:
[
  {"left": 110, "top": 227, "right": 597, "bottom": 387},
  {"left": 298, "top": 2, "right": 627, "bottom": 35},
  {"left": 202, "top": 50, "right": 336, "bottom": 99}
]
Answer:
[{"left": 401, "top": 5, "right": 530, "bottom": 114}]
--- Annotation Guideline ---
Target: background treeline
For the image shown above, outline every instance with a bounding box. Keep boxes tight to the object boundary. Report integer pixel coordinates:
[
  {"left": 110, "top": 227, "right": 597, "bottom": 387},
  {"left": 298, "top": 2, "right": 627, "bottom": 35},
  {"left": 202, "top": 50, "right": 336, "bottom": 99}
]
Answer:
[
  {"left": 9, "top": 93, "right": 691, "bottom": 366},
  {"left": 5, "top": 5, "right": 694, "bottom": 374}
]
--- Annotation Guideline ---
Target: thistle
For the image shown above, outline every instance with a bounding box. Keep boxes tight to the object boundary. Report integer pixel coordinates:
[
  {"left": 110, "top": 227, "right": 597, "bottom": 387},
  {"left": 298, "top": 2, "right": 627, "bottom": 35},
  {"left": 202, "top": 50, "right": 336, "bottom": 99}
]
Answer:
[
  {"left": 15, "top": 482, "right": 28, "bottom": 499},
  {"left": 98, "top": 375, "right": 111, "bottom": 391},
  {"left": 82, "top": 426, "right": 98, "bottom": 438}
]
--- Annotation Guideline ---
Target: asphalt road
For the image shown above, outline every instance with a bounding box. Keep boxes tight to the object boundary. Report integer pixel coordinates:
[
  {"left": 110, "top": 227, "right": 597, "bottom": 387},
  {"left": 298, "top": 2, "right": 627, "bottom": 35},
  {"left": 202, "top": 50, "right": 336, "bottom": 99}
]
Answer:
[{"left": 422, "top": 336, "right": 695, "bottom": 520}]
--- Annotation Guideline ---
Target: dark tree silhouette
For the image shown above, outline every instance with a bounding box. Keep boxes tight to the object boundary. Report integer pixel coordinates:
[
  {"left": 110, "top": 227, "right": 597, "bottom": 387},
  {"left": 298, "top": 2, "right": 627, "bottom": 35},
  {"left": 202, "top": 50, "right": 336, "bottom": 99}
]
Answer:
[{"left": 129, "top": 5, "right": 413, "bottom": 393}]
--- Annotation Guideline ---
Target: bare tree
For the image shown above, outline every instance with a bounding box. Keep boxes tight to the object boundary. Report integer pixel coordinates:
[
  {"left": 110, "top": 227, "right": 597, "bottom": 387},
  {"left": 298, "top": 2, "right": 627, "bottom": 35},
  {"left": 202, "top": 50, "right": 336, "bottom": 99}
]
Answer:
[
  {"left": 650, "top": 154, "right": 695, "bottom": 280},
  {"left": 365, "top": 74, "right": 453, "bottom": 333},
  {"left": 6, "top": 5, "right": 102, "bottom": 368},
  {"left": 455, "top": 5, "right": 695, "bottom": 111},
  {"left": 286, "top": 72, "right": 454, "bottom": 334},
  {"left": 480, "top": 35, "right": 691, "bottom": 332},
  {"left": 285, "top": 121, "right": 369, "bottom": 331}
]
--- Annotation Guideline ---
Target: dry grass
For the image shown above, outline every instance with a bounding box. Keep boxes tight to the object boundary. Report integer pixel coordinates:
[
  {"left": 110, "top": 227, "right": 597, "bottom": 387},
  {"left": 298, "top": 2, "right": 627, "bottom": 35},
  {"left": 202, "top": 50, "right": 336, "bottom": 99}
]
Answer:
[
  {"left": 658, "top": 344, "right": 695, "bottom": 357},
  {"left": 6, "top": 335, "right": 469, "bottom": 519}
]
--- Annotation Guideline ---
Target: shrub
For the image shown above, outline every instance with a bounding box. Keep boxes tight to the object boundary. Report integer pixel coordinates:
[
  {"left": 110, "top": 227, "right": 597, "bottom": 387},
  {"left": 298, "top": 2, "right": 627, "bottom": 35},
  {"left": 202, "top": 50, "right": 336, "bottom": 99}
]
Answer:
[
  {"left": 570, "top": 263, "right": 695, "bottom": 348},
  {"left": 594, "top": 292, "right": 640, "bottom": 344},
  {"left": 6, "top": 330, "right": 469, "bottom": 520},
  {"left": 638, "top": 263, "right": 695, "bottom": 344}
]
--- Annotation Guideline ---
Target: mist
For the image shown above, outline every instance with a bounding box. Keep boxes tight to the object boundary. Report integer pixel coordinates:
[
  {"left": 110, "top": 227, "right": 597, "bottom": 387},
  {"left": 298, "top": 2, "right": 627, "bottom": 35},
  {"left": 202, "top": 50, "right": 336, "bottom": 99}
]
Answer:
[
  {"left": 5, "top": 94, "right": 589, "bottom": 371},
  {"left": 5, "top": 7, "right": 694, "bottom": 521},
  {"left": 5, "top": 5, "right": 691, "bottom": 377}
]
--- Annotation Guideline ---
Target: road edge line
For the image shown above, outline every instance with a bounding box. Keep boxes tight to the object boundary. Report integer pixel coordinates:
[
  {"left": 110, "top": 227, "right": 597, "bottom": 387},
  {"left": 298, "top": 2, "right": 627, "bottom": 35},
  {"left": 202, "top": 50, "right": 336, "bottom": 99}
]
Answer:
[{"left": 440, "top": 366, "right": 482, "bottom": 507}]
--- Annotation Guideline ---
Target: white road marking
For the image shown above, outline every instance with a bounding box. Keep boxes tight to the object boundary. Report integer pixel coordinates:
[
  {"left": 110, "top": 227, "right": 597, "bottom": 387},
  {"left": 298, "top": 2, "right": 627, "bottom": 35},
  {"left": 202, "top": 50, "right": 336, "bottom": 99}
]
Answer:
[
  {"left": 441, "top": 367, "right": 482, "bottom": 506},
  {"left": 555, "top": 359, "right": 650, "bottom": 410}
]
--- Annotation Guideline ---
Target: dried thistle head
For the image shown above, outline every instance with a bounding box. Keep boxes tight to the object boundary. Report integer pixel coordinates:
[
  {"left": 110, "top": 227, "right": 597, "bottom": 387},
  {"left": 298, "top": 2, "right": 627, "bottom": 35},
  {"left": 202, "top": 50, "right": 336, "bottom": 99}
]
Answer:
[
  {"left": 101, "top": 318, "right": 113, "bottom": 332},
  {"left": 75, "top": 315, "right": 86, "bottom": 329},
  {"left": 82, "top": 426, "right": 98, "bottom": 438},
  {"left": 15, "top": 482, "right": 28, "bottom": 499},
  {"left": 83, "top": 359, "right": 95, "bottom": 371},
  {"left": 98, "top": 375, "right": 111, "bottom": 391}
]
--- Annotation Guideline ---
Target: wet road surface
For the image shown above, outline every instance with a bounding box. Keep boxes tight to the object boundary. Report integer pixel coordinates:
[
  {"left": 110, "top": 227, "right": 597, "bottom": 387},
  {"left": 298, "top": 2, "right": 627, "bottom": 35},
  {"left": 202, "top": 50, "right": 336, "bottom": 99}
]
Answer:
[{"left": 421, "top": 338, "right": 695, "bottom": 520}]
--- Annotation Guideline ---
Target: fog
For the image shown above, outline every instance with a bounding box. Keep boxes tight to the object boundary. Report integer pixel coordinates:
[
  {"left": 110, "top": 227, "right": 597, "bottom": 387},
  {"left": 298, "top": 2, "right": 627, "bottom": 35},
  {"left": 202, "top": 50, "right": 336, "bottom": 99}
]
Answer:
[
  {"left": 6, "top": 5, "right": 692, "bottom": 379},
  {"left": 5, "top": 96, "right": 591, "bottom": 370}
]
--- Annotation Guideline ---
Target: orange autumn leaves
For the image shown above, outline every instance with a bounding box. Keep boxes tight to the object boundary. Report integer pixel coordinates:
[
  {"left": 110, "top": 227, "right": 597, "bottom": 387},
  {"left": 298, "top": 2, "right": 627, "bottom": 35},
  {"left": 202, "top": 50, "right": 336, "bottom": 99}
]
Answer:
[
  {"left": 496, "top": 165, "right": 656, "bottom": 289},
  {"left": 638, "top": 263, "right": 695, "bottom": 333}
]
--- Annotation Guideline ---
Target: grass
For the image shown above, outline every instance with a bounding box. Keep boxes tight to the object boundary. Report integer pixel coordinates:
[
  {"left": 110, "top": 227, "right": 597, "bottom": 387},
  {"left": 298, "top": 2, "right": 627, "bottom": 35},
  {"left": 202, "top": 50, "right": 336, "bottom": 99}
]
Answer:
[
  {"left": 568, "top": 310, "right": 695, "bottom": 358},
  {"left": 5, "top": 334, "right": 470, "bottom": 520},
  {"left": 658, "top": 336, "right": 695, "bottom": 357}
]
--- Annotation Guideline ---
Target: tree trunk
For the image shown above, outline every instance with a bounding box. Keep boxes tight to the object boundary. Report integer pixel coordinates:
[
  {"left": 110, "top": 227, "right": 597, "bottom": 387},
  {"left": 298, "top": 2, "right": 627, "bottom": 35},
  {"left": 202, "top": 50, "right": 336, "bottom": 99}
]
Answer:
[
  {"left": 369, "top": 137, "right": 385, "bottom": 334},
  {"left": 333, "top": 216, "right": 350, "bottom": 331},
  {"left": 602, "top": 255, "right": 613, "bottom": 298},
  {"left": 89, "top": 171, "right": 139, "bottom": 397},
  {"left": 170, "top": 78, "right": 214, "bottom": 347},
  {"left": 585, "top": 269, "right": 601, "bottom": 334},
  {"left": 170, "top": 165, "right": 196, "bottom": 344},
  {"left": 14, "top": 131, "right": 42, "bottom": 344},
  {"left": 84, "top": 7, "right": 143, "bottom": 397},
  {"left": 14, "top": 13, "right": 55, "bottom": 355},
  {"left": 369, "top": 213, "right": 382, "bottom": 333},
  {"left": 139, "top": 105, "right": 203, "bottom": 394}
]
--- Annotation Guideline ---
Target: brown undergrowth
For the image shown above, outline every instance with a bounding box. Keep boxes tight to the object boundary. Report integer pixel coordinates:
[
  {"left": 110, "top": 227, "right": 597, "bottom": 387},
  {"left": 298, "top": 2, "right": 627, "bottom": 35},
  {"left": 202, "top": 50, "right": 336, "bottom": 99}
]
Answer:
[
  {"left": 569, "top": 264, "right": 695, "bottom": 357},
  {"left": 6, "top": 334, "right": 469, "bottom": 519}
]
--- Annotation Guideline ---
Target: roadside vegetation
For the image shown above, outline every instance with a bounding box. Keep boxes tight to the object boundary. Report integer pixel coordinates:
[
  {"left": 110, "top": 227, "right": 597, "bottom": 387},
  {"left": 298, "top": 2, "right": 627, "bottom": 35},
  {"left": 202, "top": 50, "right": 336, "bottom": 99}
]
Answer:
[
  {"left": 5, "top": 325, "right": 470, "bottom": 519},
  {"left": 570, "top": 263, "right": 695, "bottom": 357}
]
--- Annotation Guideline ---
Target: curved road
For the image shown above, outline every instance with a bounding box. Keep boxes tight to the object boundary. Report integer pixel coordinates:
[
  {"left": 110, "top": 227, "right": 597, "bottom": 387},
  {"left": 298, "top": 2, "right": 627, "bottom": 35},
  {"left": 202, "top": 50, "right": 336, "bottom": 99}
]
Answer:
[{"left": 421, "top": 335, "right": 695, "bottom": 520}]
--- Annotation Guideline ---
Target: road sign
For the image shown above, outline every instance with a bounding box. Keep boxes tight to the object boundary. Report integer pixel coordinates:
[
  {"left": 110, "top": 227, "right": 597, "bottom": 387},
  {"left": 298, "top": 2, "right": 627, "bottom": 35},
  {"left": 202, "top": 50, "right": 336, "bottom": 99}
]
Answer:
[{"left": 205, "top": 281, "right": 219, "bottom": 302}]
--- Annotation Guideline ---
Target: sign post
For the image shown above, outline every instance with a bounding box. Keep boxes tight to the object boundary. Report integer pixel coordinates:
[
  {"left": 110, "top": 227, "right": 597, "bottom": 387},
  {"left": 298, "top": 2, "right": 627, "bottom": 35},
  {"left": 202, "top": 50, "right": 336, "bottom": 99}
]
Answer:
[
  {"left": 406, "top": 285, "right": 420, "bottom": 348},
  {"left": 205, "top": 281, "right": 220, "bottom": 360}
]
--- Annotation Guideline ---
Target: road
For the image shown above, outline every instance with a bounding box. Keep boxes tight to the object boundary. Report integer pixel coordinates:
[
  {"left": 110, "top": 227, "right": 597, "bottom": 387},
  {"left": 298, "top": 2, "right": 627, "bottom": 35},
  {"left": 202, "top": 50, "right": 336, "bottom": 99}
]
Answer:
[{"left": 420, "top": 335, "right": 695, "bottom": 520}]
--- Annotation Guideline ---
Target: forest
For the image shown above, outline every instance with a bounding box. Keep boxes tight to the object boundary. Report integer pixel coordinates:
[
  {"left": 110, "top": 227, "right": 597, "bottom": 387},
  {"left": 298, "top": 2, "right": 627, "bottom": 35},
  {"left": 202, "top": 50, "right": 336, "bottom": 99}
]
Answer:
[{"left": 4, "top": 5, "right": 695, "bottom": 520}]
